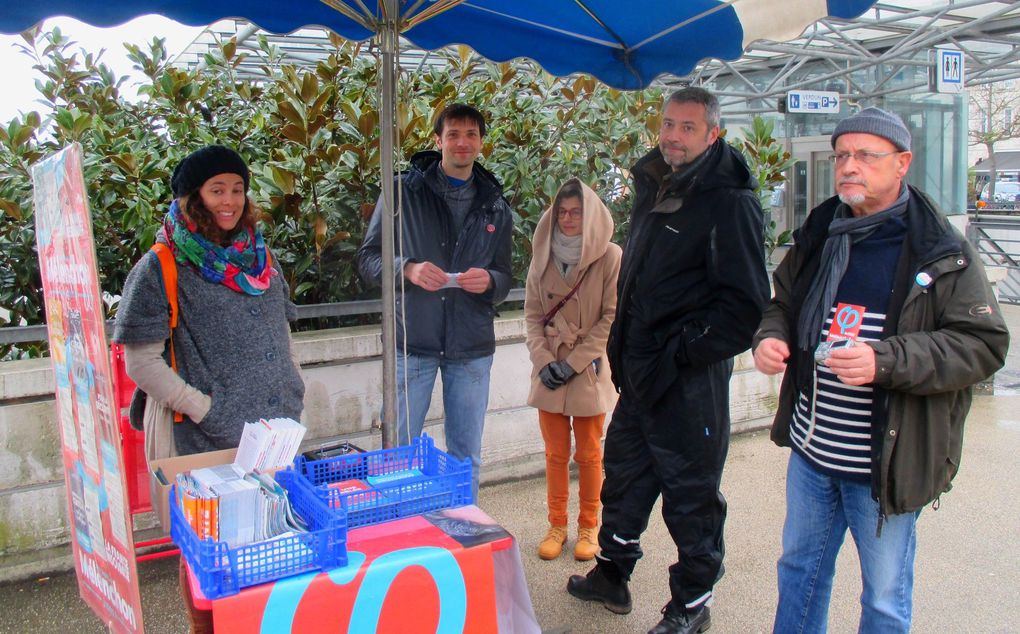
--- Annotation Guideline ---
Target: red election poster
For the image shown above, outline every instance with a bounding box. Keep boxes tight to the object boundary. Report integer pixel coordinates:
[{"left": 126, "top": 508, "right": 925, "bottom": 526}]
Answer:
[{"left": 31, "top": 144, "right": 144, "bottom": 633}]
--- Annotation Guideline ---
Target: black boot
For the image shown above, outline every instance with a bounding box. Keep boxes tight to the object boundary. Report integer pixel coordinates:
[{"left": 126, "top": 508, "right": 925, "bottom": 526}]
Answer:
[
  {"left": 647, "top": 602, "right": 711, "bottom": 634},
  {"left": 566, "top": 564, "right": 632, "bottom": 614}
]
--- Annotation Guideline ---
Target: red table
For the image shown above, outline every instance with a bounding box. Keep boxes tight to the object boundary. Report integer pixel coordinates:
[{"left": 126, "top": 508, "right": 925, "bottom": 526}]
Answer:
[{"left": 189, "top": 505, "right": 539, "bottom": 633}]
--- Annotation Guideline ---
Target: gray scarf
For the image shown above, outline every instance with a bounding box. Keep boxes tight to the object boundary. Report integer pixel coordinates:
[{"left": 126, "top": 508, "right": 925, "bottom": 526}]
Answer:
[
  {"left": 550, "top": 226, "right": 583, "bottom": 278},
  {"left": 797, "top": 186, "right": 909, "bottom": 351}
]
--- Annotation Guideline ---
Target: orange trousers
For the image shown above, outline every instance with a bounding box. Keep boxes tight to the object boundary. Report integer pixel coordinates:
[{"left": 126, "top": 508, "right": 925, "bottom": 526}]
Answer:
[{"left": 538, "top": 410, "right": 606, "bottom": 528}]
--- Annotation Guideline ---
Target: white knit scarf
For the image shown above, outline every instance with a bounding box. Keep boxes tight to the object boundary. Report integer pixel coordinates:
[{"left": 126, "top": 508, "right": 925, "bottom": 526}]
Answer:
[{"left": 550, "top": 225, "right": 583, "bottom": 278}]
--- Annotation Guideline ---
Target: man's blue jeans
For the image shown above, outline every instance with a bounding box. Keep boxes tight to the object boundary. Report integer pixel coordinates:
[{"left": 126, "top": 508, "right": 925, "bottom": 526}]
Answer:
[
  {"left": 773, "top": 452, "right": 919, "bottom": 634},
  {"left": 394, "top": 353, "right": 492, "bottom": 499}
]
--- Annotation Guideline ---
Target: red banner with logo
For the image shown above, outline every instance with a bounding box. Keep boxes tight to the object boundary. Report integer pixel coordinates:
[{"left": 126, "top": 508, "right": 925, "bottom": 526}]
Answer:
[
  {"left": 32, "top": 144, "right": 144, "bottom": 633},
  {"left": 211, "top": 510, "right": 513, "bottom": 633}
]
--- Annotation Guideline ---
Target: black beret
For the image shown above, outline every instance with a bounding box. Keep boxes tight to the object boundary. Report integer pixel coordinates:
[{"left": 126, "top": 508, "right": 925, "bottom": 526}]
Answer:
[{"left": 171, "top": 145, "right": 250, "bottom": 198}]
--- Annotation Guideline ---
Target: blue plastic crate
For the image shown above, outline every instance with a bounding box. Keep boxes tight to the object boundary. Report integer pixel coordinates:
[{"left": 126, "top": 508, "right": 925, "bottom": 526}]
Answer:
[
  {"left": 288, "top": 435, "right": 473, "bottom": 530},
  {"left": 169, "top": 479, "right": 348, "bottom": 600}
]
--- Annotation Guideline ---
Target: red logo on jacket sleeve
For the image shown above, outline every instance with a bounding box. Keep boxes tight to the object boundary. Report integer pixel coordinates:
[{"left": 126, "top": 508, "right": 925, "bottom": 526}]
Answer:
[{"left": 486, "top": 224, "right": 495, "bottom": 233}]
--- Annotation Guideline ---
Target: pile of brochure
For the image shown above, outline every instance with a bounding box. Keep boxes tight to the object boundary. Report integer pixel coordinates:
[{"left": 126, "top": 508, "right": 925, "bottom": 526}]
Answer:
[
  {"left": 235, "top": 417, "right": 306, "bottom": 473},
  {"left": 176, "top": 466, "right": 308, "bottom": 548},
  {"left": 324, "top": 468, "right": 430, "bottom": 512},
  {"left": 175, "top": 417, "right": 308, "bottom": 548}
]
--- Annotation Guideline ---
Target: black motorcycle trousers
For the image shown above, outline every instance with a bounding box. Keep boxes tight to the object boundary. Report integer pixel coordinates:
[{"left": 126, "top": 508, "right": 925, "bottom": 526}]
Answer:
[{"left": 597, "top": 358, "right": 732, "bottom": 609}]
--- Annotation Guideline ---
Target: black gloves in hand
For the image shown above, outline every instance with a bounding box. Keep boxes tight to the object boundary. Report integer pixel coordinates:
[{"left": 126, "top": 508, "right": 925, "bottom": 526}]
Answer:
[{"left": 539, "top": 360, "right": 576, "bottom": 390}]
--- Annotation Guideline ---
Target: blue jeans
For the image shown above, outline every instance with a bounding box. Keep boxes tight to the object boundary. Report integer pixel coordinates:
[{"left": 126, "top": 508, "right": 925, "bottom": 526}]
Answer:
[
  {"left": 394, "top": 353, "right": 492, "bottom": 499},
  {"left": 773, "top": 452, "right": 919, "bottom": 634}
]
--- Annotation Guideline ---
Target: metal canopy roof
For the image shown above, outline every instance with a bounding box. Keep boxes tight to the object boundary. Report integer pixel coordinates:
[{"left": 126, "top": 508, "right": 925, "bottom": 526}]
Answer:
[
  {"left": 697, "top": 0, "right": 1020, "bottom": 113},
  {"left": 176, "top": 0, "right": 1020, "bottom": 114}
]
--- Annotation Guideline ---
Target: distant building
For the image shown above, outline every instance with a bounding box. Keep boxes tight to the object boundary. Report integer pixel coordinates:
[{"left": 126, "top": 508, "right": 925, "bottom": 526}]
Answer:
[{"left": 973, "top": 151, "right": 1020, "bottom": 186}]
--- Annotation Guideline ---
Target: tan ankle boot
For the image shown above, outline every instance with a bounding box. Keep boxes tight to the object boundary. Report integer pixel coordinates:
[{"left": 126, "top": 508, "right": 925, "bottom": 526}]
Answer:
[
  {"left": 574, "top": 526, "right": 599, "bottom": 561},
  {"left": 538, "top": 525, "right": 568, "bottom": 560}
]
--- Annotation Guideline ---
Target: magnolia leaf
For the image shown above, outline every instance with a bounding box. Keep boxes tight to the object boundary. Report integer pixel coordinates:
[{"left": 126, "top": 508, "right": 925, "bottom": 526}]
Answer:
[
  {"left": 308, "top": 115, "right": 326, "bottom": 137},
  {"left": 314, "top": 214, "right": 327, "bottom": 251},
  {"left": 271, "top": 166, "right": 297, "bottom": 195},
  {"left": 0, "top": 199, "right": 23, "bottom": 221},
  {"left": 109, "top": 154, "right": 137, "bottom": 174},
  {"left": 310, "top": 87, "right": 332, "bottom": 117},
  {"left": 358, "top": 112, "right": 377, "bottom": 138},
  {"left": 276, "top": 100, "right": 304, "bottom": 127},
  {"left": 293, "top": 281, "right": 315, "bottom": 297},
  {"left": 12, "top": 125, "right": 35, "bottom": 148},
  {"left": 301, "top": 72, "right": 318, "bottom": 103},
  {"left": 339, "top": 100, "right": 360, "bottom": 126},
  {"left": 322, "top": 231, "right": 352, "bottom": 250},
  {"left": 281, "top": 123, "right": 306, "bottom": 144}
]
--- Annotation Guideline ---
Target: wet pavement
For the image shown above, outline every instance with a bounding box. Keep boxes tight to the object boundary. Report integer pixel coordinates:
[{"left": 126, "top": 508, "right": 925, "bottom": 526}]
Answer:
[{"left": 2, "top": 305, "right": 1019, "bottom": 634}]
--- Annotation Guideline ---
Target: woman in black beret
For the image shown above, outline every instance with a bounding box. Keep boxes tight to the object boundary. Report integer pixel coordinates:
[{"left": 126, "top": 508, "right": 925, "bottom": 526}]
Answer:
[{"left": 113, "top": 145, "right": 305, "bottom": 632}]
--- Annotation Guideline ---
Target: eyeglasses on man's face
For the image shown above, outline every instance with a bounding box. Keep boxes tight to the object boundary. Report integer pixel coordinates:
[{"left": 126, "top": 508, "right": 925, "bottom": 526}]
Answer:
[
  {"left": 557, "top": 208, "right": 583, "bottom": 219},
  {"left": 830, "top": 150, "right": 903, "bottom": 166}
]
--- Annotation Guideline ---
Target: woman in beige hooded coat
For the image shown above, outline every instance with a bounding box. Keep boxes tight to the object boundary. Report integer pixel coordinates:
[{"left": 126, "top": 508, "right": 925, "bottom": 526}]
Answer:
[{"left": 525, "top": 178, "right": 622, "bottom": 561}]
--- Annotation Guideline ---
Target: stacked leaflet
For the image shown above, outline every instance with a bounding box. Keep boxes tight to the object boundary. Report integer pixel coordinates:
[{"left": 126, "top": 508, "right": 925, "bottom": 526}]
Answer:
[
  {"left": 245, "top": 471, "right": 308, "bottom": 540},
  {"left": 235, "top": 417, "right": 306, "bottom": 473},
  {"left": 175, "top": 468, "right": 307, "bottom": 548}
]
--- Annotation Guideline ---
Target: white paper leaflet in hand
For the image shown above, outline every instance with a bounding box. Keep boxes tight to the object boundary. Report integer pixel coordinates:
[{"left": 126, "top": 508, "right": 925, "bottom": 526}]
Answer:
[{"left": 439, "top": 272, "right": 462, "bottom": 289}]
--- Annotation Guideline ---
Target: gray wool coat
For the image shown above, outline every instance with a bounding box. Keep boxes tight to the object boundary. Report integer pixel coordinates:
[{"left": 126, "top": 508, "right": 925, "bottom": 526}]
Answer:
[{"left": 113, "top": 250, "right": 305, "bottom": 455}]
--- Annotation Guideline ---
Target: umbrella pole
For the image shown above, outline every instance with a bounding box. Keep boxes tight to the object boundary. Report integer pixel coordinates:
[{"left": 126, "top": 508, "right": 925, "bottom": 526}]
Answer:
[{"left": 378, "top": 8, "right": 399, "bottom": 449}]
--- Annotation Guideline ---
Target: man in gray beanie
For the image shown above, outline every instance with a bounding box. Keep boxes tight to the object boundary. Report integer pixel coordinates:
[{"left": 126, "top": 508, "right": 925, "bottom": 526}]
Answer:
[{"left": 752, "top": 106, "right": 1008, "bottom": 633}]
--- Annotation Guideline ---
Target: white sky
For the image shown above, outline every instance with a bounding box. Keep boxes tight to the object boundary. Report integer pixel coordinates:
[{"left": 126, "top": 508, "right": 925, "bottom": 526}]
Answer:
[{"left": 0, "top": 15, "right": 205, "bottom": 123}]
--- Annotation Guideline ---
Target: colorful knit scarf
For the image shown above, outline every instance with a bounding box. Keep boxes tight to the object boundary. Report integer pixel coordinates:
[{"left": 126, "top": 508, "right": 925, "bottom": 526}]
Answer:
[{"left": 162, "top": 200, "right": 276, "bottom": 295}]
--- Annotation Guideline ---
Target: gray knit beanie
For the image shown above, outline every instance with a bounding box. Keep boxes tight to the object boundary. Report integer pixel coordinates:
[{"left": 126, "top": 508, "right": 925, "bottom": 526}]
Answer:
[
  {"left": 171, "top": 145, "right": 250, "bottom": 198},
  {"left": 831, "top": 107, "right": 911, "bottom": 151}
]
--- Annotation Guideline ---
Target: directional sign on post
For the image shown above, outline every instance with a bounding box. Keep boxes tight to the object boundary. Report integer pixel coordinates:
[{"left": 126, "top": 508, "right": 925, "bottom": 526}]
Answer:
[
  {"left": 786, "top": 90, "right": 840, "bottom": 114},
  {"left": 936, "top": 49, "right": 964, "bottom": 93}
]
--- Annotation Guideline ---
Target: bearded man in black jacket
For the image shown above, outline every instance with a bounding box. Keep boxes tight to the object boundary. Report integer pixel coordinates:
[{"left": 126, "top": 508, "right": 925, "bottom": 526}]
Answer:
[{"left": 567, "top": 87, "right": 770, "bottom": 634}]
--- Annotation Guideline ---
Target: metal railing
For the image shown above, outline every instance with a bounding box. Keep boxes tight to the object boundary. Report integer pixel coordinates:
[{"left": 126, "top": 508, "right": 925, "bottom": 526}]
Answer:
[
  {"left": 0, "top": 288, "right": 527, "bottom": 347},
  {"left": 967, "top": 216, "right": 1020, "bottom": 305}
]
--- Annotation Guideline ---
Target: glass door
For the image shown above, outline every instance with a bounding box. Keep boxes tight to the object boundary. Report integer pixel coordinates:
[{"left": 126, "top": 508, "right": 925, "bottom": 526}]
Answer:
[
  {"left": 812, "top": 151, "right": 834, "bottom": 208},
  {"left": 786, "top": 136, "right": 835, "bottom": 232}
]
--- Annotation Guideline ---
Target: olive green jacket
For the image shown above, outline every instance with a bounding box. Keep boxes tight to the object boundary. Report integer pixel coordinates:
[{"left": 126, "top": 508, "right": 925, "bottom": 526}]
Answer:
[{"left": 755, "top": 187, "right": 1009, "bottom": 515}]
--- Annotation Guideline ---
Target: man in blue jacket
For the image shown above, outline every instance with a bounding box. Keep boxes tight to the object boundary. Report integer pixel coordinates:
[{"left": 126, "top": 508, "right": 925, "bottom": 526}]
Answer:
[
  {"left": 358, "top": 103, "right": 513, "bottom": 497},
  {"left": 567, "top": 87, "right": 770, "bottom": 633}
]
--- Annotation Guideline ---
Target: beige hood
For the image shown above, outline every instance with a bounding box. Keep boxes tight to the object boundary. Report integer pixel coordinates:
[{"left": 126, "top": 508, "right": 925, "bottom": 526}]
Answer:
[{"left": 530, "top": 178, "right": 615, "bottom": 283}]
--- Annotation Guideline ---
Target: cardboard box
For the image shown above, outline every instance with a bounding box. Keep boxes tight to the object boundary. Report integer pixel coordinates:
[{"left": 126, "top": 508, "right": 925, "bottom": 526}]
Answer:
[{"left": 149, "top": 448, "right": 237, "bottom": 534}]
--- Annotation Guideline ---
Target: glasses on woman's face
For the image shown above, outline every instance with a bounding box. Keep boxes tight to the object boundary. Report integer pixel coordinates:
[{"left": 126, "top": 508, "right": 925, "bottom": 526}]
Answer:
[{"left": 557, "top": 208, "right": 583, "bottom": 219}]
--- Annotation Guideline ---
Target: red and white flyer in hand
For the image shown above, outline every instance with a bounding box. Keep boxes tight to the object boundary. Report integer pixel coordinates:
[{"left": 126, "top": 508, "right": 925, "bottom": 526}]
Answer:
[{"left": 827, "top": 303, "right": 866, "bottom": 342}]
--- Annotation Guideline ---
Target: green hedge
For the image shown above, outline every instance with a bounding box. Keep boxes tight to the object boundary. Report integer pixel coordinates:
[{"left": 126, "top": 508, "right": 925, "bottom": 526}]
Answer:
[
  {"left": 0, "top": 28, "right": 665, "bottom": 358},
  {"left": 2, "top": 28, "right": 795, "bottom": 361}
]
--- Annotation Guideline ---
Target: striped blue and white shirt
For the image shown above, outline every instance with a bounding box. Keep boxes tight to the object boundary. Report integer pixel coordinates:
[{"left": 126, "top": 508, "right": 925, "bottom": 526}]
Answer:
[
  {"left": 791, "top": 307, "right": 885, "bottom": 480},
  {"left": 791, "top": 215, "right": 907, "bottom": 481}
]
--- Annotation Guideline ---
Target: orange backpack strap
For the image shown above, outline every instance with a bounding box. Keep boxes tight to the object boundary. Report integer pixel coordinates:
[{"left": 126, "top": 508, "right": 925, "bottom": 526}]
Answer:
[
  {"left": 149, "top": 243, "right": 178, "bottom": 329},
  {"left": 148, "top": 243, "right": 183, "bottom": 423}
]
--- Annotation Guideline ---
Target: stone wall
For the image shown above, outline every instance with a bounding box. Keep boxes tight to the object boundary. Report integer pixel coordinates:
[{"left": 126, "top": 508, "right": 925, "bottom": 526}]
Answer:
[{"left": 0, "top": 311, "right": 779, "bottom": 578}]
